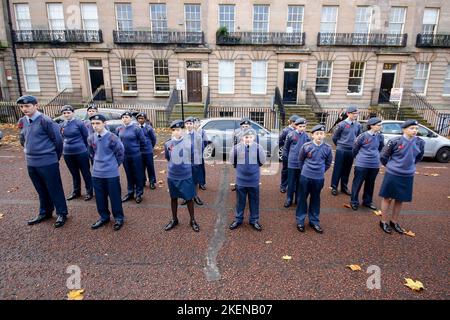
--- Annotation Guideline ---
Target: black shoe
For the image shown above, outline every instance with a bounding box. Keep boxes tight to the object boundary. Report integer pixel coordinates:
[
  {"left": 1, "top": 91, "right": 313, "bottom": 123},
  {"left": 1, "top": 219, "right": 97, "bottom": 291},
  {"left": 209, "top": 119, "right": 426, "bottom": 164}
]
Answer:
[
  {"left": 190, "top": 220, "right": 200, "bottom": 232},
  {"left": 341, "top": 187, "right": 351, "bottom": 196},
  {"left": 229, "top": 221, "right": 241, "bottom": 230},
  {"left": 309, "top": 223, "right": 323, "bottom": 234},
  {"left": 149, "top": 183, "right": 156, "bottom": 190},
  {"left": 54, "top": 215, "right": 66, "bottom": 228},
  {"left": 180, "top": 199, "right": 188, "bottom": 205},
  {"left": 84, "top": 193, "right": 93, "bottom": 201},
  {"left": 199, "top": 184, "right": 206, "bottom": 190},
  {"left": 121, "top": 194, "right": 134, "bottom": 202},
  {"left": 284, "top": 199, "right": 292, "bottom": 208},
  {"left": 297, "top": 224, "right": 305, "bottom": 232},
  {"left": 250, "top": 222, "right": 263, "bottom": 231},
  {"left": 389, "top": 221, "right": 405, "bottom": 234},
  {"left": 231, "top": 185, "right": 236, "bottom": 191},
  {"left": 194, "top": 196, "right": 204, "bottom": 206},
  {"left": 280, "top": 188, "right": 287, "bottom": 193},
  {"left": 66, "top": 192, "right": 81, "bottom": 201},
  {"left": 363, "top": 203, "right": 378, "bottom": 210},
  {"left": 27, "top": 214, "right": 52, "bottom": 225},
  {"left": 351, "top": 203, "right": 358, "bottom": 211},
  {"left": 135, "top": 195, "right": 143, "bottom": 204},
  {"left": 331, "top": 188, "right": 338, "bottom": 196},
  {"left": 113, "top": 221, "right": 123, "bottom": 231},
  {"left": 164, "top": 219, "right": 179, "bottom": 231},
  {"left": 379, "top": 221, "right": 392, "bottom": 234},
  {"left": 91, "top": 219, "right": 110, "bottom": 229}
]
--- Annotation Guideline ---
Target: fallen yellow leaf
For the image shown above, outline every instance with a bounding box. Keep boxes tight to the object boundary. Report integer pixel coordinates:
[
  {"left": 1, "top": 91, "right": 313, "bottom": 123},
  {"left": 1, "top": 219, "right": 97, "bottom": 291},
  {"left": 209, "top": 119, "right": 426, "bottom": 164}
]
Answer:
[
  {"left": 343, "top": 204, "right": 351, "bottom": 208},
  {"left": 404, "top": 278, "right": 424, "bottom": 291},
  {"left": 415, "top": 171, "right": 420, "bottom": 174},
  {"left": 282, "top": 255, "right": 292, "bottom": 260},
  {"left": 265, "top": 240, "right": 272, "bottom": 244},
  {"left": 230, "top": 183, "right": 236, "bottom": 186},
  {"left": 159, "top": 170, "right": 166, "bottom": 174},
  {"left": 346, "top": 264, "right": 362, "bottom": 271},
  {"left": 430, "top": 173, "right": 439, "bottom": 177},
  {"left": 373, "top": 210, "right": 382, "bottom": 216},
  {"left": 404, "top": 230, "right": 416, "bottom": 237},
  {"left": 0, "top": 213, "right": 4, "bottom": 220},
  {"left": 67, "top": 289, "right": 84, "bottom": 300},
  {"left": 448, "top": 196, "right": 450, "bottom": 199},
  {"left": 157, "top": 180, "right": 163, "bottom": 184}
]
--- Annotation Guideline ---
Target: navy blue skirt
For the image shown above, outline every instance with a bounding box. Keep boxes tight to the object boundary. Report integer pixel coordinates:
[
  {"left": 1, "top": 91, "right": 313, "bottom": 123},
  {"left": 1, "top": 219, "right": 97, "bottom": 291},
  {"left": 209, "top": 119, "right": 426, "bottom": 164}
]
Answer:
[
  {"left": 192, "top": 164, "right": 203, "bottom": 185},
  {"left": 168, "top": 177, "right": 196, "bottom": 200},
  {"left": 379, "top": 172, "right": 414, "bottom": 202}
]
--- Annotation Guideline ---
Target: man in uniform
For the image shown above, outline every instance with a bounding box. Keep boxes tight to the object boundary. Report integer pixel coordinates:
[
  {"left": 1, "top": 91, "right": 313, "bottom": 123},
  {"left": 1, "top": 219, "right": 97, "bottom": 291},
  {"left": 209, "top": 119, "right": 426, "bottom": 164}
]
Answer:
[
  {"left": 136, "top": 112, "right": 157, "bottom": 189},
  {"left": 17, "top": 95, "right": 68, "bottom": 228},
  {"left": 279, "top": 115, "right": 299, "bottom": 193}
]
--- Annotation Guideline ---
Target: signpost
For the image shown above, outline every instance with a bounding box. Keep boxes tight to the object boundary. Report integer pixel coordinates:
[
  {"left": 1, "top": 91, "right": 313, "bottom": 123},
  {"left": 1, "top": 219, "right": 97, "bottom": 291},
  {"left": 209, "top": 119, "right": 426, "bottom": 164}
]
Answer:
[
  {"left": 176, "top": 78, "right": 186, "bottom": 121},
  {"left": 390, "top": 88, "right": 403, "bottom": 120}
]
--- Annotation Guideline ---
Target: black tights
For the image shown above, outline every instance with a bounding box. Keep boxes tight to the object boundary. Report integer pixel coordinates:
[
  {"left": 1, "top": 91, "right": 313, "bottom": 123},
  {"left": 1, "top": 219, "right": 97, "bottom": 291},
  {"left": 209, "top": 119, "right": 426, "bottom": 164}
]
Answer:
[{"left": 171, "top": 198, "right": 195, "bottom": 221}]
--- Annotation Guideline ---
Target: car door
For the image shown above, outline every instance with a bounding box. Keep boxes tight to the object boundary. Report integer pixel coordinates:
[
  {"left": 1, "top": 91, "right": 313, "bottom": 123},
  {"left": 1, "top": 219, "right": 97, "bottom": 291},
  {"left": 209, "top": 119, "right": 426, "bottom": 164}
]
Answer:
[
  {"left": 381, "top": 122, "right": 402, "bottom": 144},
  {"left": 251, "top": 122, "right": 271, "bottom": 156},
  {"left": 202, "top": 119, "right": 238, "bottom": 156},
  {"left": 416, "top": 125, "right": 434, "bottom": 157}
]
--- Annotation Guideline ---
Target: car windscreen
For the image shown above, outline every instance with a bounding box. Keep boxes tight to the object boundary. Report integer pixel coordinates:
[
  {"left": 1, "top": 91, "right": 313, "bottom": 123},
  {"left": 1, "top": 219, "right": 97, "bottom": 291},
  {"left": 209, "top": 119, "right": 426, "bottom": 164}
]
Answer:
[{"left": 381, "top": 123, "right": 402, "bottom": 135}]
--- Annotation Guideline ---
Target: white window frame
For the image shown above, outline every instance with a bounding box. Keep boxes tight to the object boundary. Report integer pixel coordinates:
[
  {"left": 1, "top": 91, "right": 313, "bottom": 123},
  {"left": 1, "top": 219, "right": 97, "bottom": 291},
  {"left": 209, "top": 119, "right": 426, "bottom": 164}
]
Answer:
[
  {"left": 14, "top": 3, "right": 32, "bottom": 30},
  {"left": 252, "top": 4, "right": 270, "bottom": 33},
  {"left": 81, "top": 3, "right": 99, "bottom": 30},
  {"left": 412, "top": 63, "right": 430, "bottom": 95},
  {"left": 320, "top": 6, "right": 338, "bottom": 33},
  {"left": 251, "top": 60, "right": 267, "bottom": 95},
  {"left": 286, "top": 5, "right": 304, "bottom": 33},
  {"left": 218, "top": 4, "right": 235, "bottom": 32},
  {"left": 443, "top": 64, "right": 450, "bottom": 96},
  {"left": 315, "top": 60, "right": 333, "bottom": 95},
  {"left": 153, "top": 59, "right": 170, "bottom": 95},
  {"left": 218, "top": 60, "right": 235, "bottom": 94},
  {"left": 184, "top": 4, "right": 201, "bottom": 32},
  {"left": 115, "top": 3, "right": 133, "bottom": 31},
  {"left": 354, "top": 6, "right": 372, "bottom": 34},
  {"left": 388, "top": 7, "right": 406, "bottom": 34},
  {"left": 150, "top": 3, "right": 168, "bottom": 32},
  {"left": 347, "top": 61, "right": 365, "bottom": 95},
  {"left": 422, "top": 8, "right": 439, "bottom": 34},
  {"left": 47, "top": 3, "right": 65, "bottom": 30},
  {"left": 22, "top": 58, "right": 40, "bottom": 92},
  {"left": 120, "top": 58, "right": 138, "bottom": 93},
  {"left": 53, "top": 58, "right": 72, "bottom": 92}
]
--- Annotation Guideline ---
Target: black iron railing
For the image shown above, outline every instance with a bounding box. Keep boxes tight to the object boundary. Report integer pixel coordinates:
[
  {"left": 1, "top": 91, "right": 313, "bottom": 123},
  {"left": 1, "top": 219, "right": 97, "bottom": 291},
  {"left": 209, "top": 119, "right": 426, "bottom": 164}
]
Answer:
[
  {"left": 113, "top": 30, "right": 204, "bottom": 44},
  {"left": 317, "top": 33, "right": 407, "bottom": 47},
  {"left": 13, "top": 29, "right": 102, "bottom": 43},
  {"left": 273, "top": 87, "right": 285, "bottom": 127},
  {"left": 416, "top": 33, "right": 450, "bottom": 48},
  {"left": 305, "top": 88, "right": 328, "bottom": 124},
  {"left": 216, "top": 32, "right": 305, "bottom": 45},
  {"left": 164, "top": 87, "right": 179, "bottom": 126},
  {"left": 203, "top": 87, "right": 210, "bottom": 118}
]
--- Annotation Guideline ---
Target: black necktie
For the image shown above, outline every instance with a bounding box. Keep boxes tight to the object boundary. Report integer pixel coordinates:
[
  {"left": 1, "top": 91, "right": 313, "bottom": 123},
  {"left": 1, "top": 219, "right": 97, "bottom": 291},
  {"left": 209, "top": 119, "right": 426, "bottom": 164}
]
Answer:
[
  {"left": 141, "top": 125, "right": 144, "bottom": 128},
  {"left": 97, "top": 134, "right": 101, "bottom": 139},
  {"left": 29, "top": 119, "right": 33, "bottom": 124}
]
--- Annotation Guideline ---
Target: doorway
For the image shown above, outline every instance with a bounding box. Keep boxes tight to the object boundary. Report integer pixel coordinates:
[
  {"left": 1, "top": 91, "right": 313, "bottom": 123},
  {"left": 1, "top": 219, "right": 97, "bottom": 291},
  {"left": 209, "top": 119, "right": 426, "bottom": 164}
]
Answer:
[
  {"left": 186, "top": 61, "right": 202, "bottom": 103},
  {"left": 283, "top": 62, "right": 299, "bottom": 104},
  {"left": 87, "top": 59, "right": 105, "bottom": 101},
  {"left": 378, "top": 63, "right": 397, "bottom": 103}
]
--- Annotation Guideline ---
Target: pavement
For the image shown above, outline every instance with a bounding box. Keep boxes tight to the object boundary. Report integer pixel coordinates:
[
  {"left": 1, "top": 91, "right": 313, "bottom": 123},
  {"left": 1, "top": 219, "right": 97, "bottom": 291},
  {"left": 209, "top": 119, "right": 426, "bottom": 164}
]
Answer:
[{"left": 0, "top": 128, "right": 449, "bottom": 300}]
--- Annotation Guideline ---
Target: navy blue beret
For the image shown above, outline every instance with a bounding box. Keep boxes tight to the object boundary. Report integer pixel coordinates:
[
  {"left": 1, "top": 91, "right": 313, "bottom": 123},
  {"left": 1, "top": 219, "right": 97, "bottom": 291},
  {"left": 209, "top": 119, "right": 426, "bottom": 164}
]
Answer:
[
  {"left": 89, "top": 114, "right": 106, "bottom": 122},
  {"left": 184, "top": 116, "right": 195, "bottom": 123},
  {"left": 16, "top": 95, "right": 38, "bottom": 105},
  {"left": 121, "top": 111, "right": 133, "bottom": 118},
  {"left": 367, "top": 117, "right": 382, "bottom": 126},
  {"left": 240, "top": 118, "right": 251, "bottom": 126},
  {"left": 346, "top": 106, "right": 358, "bottom": 113},
  {"left": 295, "top": 117, "right": 307, "bottom": 125},
  {"left": 170, "top": 119, "right": 184, "bottom": 129},
  {"left": 289, "top": 115, "right": 299, "bottom": 122},
  {"left": 136, "top": 112, "right": 147, "bottom": 119},
  {"left": 86, "top": 104, "right": 98, "bottom": 111},
  {"left": 311, "top": 124, "right": 326, "bottom": 133},
  {"left": 60, "top": 105, "right": 74, "bottom": 113},
  {"left": 401, "top": 119, "right": 419, "bottom": 129}
]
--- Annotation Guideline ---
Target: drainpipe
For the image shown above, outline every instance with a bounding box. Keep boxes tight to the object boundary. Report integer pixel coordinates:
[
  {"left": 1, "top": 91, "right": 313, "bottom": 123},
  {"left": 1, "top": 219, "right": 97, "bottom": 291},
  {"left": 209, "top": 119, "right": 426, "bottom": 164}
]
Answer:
[{"left": 5, "top": 0, "right": 23, "bottom": 96}]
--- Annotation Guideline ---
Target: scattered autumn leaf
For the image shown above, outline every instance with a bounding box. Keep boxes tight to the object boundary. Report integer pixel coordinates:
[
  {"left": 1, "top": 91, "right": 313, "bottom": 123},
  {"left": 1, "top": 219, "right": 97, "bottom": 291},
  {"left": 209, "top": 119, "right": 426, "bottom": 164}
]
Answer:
[
  {"left": 7, "top": 186, "right": 19, "bottom": 193},
  {"left": 153, "top": 155, "right": 158, "bottom": 159},
  {"left": 159, "top": 170, "right": 166, "bottom": 174},
  {"left": 343, "top": 204, "right": 351, "bottom": 208},
  {"left": 404, "top": 278, "right": 424, "bottom": 291},
  {"left": 282, "top": 255, "right": 292, "bottom": 260},
  {"left": 230, "top": 183, "right": 236, "bottom": 186},
  {"left": 0, "top": 213, "right": 4, "bottom": 220},
  {"left": 430, "top": 173, "right": 439, "bottom": 177},
  {"left": 265, "top": 240, "right": 272, "bottom": 244},
  {"left": 157, "top": 180, "right": 163, "bottom": 184},
  {"left": 404, "top": 230, "right": 416, "bottom": 237},
  {"left": 373, "top": 210, "right": 382, "bottom": 216},
  {"left": 346, "top": 264, "right": 362, "bottom": 271},
  {"left": 67, "top": 289, "right": 84, "bottom": 300}
]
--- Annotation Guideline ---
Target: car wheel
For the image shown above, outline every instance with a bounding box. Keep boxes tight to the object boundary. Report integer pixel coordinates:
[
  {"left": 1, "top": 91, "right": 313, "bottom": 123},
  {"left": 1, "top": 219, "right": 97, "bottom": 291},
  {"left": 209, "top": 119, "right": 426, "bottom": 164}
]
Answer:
[
  {"left": 435, "top": 147, "right": 450, "bottom": 163},
  {"left": 203, "top": 143, "right": 215, "bottom": 160}
]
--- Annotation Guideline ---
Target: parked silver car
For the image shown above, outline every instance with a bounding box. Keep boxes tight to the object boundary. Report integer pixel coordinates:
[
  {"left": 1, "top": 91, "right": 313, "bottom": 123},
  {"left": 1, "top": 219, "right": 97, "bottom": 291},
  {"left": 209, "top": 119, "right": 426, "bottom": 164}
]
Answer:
[
  {"left": 361, "top": 120, "right": 450, "bottom": 163},
  {"left": 200, "top": 118, "right": 278, "bottom": 160}
]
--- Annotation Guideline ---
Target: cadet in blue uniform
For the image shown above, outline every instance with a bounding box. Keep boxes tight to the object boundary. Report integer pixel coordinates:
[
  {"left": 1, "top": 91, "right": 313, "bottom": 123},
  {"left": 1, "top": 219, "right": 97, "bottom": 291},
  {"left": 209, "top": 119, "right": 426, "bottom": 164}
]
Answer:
[
  {"left": 194, "top": 117, "right": 207, "bottom": 190},
  {"left": 59, "top": 105, "right": 93, "bottom": 201},
  {"left": 296, "top": 125, "right": 333, "bottom": 233},
  {"left": 182, "top": 117, "right": 204, "bottom": 206},
  {"left": 88, "top": 114, "right": 126, "bottom": 231},
  {"left": 283, "top": 117, "right": 310, "bottom": 208},
  {"left": 17, "top": 95, "right": 68, "bottom": 228},
  {"left": 136, "top": 113, "right": 157, "bottom": 189},
  {"left": 350, "top": 117, "right": 384, "bottom": 211},
  {"left": 279, "top": 115, "right": 299, "bottom": 193},
  {"left": 229, "top": 129, "right": 267, "bottom": 231},
  {"left": 116, "top": 111, "right": 146, "bottom": 203},
  {"left": 163, "top": 120, "right": 200, "bottom": 232},
  {"left": 331, "top": 106, "right": 361, "bottom": 196},
  {"left": 378, "top": 120, "right": 425, "bottom": 234},
  {"left": 84, "top": 105, "right": 98, "bottom": 135},
  {"left": 233, "top": 118, "right": 251, "bottom": 146}
]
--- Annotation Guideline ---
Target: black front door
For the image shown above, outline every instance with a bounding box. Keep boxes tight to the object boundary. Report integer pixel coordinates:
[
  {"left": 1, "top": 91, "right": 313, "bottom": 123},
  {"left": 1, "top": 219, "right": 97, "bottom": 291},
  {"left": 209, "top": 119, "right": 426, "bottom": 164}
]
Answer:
[
  {"left": 283, "top": 71, "right": 298, "bottom": 104},
  {"left": 89, "top": 69, "right": 105, "bottom": 101},
  {"left": 378, "top": 73, "right": 395, "bottom": 103}
]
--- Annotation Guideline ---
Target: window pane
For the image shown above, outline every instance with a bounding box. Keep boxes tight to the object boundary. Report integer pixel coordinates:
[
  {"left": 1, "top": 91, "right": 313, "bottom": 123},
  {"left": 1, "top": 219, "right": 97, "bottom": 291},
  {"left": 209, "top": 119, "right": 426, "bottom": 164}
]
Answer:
[
  {"left": 154, "top": 59, "right": 169, "bottom": 92},
  {"left": 15, "top": 4, "right": 32, "bottom": 30},
  {"left": 55, "top": 58, "right": 72, "bottom": 91},
  {"left": 23, "top": 58, "right": 40, "bottom": 91},
  {"left": 116, "top": 3, "right": 133, "bottom": 31},
  {"left": 48, "top": 3, "right": 65, "bottom": 30},
  {"left": 354, "top": 6, "right": 371, "bottom": 33},
  {"left": 287, "top": 6, "right": 304, "bottom": 33},
  {"left": 219, "top": 4, "right": 235, "bottom": 32},
  {"left": 81, "top": 3, "right": 99, "bottom": 30},
  {"left": 389, "top": 7, "right": 405, "bottom": 34},
  {"left": 150, "top": 4, "right": 168, "bottom": 31},
  {"left": 315, "top": 61, "right": 332, "bottom": 93},
  {"left": 185, "top": 4, "right": 201, "bottom": 32},
  {"left": 253, "top": 5, "right": 269, "bottom": 32},
  {"left": 422, "top": 8, "right": 439, "bottom": 33},
  {"left": 251, "top": 61, "right": 267, "bottom": 94},
  {"left": 320, "top": 6, "right": 337, "bottom": 33},
  {"left": 219, "top": 60, "right": 234, "bottom": 94},
  {"left": 121, "top": 59, "right": 137, "bottom": 91}
]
